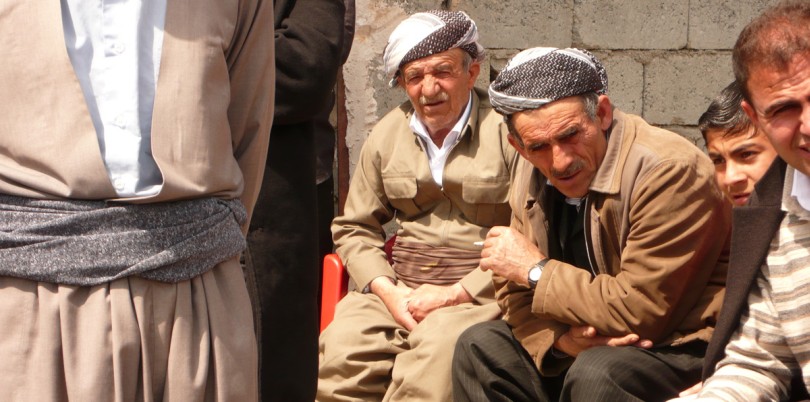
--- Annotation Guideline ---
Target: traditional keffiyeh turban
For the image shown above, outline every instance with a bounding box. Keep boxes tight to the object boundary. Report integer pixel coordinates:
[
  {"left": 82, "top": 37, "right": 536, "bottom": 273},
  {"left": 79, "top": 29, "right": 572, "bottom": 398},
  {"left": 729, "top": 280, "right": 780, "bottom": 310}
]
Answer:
[
  {"left": 488, "top": 47, "right": 608, "bottom": 116},
  {"left": 383, "top": 10, "right": 484, "bottom": 87}
]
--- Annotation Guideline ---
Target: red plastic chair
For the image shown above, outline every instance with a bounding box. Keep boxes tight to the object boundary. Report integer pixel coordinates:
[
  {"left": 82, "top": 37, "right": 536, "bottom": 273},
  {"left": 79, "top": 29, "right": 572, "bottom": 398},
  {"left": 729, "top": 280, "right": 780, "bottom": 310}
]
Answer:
[
  {"left": 320, "top": 253, "right": 348, "bottom": 332},
  {"left": 319, "top": 236, "right": 396, "bottom": 332}
]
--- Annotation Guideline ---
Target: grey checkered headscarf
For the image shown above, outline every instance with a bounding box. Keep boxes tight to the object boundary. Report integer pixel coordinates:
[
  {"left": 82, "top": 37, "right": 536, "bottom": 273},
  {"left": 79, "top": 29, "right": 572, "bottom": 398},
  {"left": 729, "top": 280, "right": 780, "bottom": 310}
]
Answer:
[
  {"left": 383, "top": 10, "right": 484, "bottom": 87},
  {"left": 489, "top": 47, "right": 608, "bottom": 115}
]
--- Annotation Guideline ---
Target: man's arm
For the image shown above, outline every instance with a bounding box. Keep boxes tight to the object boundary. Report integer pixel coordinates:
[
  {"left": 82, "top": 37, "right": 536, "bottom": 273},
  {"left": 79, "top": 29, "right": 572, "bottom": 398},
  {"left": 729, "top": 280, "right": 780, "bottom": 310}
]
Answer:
[
  {"left": 227, "top": 0, "right": 275, "bottom": 232},
  {"left": 332, "top": 135, "right": 396, "bottom": 291},
  {"left": 489, "top": 166, "right": 572, "bottom": 375},
  {"left": 333, "top": 135, "right": 421, "bottom": 330},
  {"left": 483, "top": 226, "right": 653, "bottom": 355},
  {"left": 273, "top": 0, "right": 345, "bottom": 124},
  {"left": 534, "top": 159, "right": 730, "bottom": 341},
  {"left": 695, "top": 272, "right": 793, "bottom": 401}
]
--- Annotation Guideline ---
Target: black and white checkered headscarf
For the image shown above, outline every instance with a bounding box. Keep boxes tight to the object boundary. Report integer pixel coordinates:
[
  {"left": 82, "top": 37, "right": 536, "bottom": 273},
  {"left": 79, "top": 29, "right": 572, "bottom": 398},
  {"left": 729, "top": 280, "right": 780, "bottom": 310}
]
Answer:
[
  {"left": 489, "top": 47, "right": 608, "bottom": 115},
  {"left": 384, "top": 10, "right": 484, "bottom": 87}
]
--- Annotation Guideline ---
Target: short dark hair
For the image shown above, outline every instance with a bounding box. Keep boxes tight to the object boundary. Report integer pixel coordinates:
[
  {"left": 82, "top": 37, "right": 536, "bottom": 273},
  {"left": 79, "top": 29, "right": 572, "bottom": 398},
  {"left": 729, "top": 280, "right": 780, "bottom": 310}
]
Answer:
[
  {"left": 733, "top": 0, "right": 810, "bottom": 102},
  {"left": 698, "top": 81, "right": 754, "bottom": 143},
  {"left": 505, "top": 92, "right": 599, "bottom": 148}
]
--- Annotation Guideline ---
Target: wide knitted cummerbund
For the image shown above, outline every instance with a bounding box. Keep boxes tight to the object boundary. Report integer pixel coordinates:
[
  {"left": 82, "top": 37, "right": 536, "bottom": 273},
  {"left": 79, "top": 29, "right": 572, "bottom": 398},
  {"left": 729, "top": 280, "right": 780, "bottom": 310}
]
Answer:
[
  {"left": 391, "top": 238, "right": 481, "bottom": 288},
  {"left": 0, "top": 194, "right": 247, "bottom": 285}
]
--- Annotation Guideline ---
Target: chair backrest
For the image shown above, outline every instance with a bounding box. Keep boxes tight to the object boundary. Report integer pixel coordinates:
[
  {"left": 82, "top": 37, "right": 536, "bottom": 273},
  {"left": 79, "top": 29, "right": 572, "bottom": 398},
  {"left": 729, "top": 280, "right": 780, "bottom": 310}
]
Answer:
[
  {"left": 319, "top": 235, "right": 397, "bottom": 332},
  {"left": 320, "top": 253, "right": 347, "bottom": 332}
]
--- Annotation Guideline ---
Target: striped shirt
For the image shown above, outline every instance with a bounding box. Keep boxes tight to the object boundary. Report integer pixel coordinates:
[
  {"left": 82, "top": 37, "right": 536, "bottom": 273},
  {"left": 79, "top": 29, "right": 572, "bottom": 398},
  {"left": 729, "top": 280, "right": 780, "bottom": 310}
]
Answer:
[{"left": 698, "top": 167, "right": 810, "bottom": 401}]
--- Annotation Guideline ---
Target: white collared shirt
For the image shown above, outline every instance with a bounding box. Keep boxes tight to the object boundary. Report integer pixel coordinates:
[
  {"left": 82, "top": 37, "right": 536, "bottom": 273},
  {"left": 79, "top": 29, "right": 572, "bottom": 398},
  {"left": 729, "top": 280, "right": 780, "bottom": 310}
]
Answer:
[
  {"left": 409, "top": 92, "right": 473, "bottom": 187},
  {"left": 791, "top": 168, "right": 810, "bottom": 212},
  {"left": 61, "top": 0, "right": 167, "bottom": 197}
]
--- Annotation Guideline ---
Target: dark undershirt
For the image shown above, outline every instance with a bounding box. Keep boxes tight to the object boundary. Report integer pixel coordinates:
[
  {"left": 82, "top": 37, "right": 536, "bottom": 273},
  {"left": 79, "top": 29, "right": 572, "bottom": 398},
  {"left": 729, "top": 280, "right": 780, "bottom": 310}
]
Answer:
[{"left": 550, "top": 186, "right": 591, "bottom": 273}]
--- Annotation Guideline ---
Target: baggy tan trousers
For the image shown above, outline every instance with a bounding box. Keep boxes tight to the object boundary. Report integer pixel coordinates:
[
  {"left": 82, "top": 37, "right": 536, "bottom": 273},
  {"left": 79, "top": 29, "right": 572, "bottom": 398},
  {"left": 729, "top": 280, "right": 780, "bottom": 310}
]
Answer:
[
  {"left": 0, "top": 257, "right": 258, "bottom": 402},
  {"left": 317, "top": 283, "right": 501, "bottom": 402}
]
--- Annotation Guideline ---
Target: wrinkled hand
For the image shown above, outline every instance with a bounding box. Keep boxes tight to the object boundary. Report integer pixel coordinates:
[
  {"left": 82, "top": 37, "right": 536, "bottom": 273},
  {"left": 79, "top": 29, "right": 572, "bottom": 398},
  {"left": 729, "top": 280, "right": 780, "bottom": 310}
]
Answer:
[
  {"left": 407, "top": 283, "right": 473, "bottom": 322},
  {"left": 370, "top": 276, "right": 417, "bottom": 331},
  {"left": 553, "top": 325, "right": 653, "bottom": 357},
  {"left": 480, "top": 226, "right": 544, "bottom": 286}
]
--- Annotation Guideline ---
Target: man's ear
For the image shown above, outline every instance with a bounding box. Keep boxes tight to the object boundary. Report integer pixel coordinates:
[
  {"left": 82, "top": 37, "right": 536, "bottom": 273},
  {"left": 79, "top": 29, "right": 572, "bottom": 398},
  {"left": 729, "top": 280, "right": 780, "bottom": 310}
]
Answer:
[
  {"left": 507, "top": 133, "right": 529, "bottom": 160},
  {"left": 467, "top": 62, "right": 481, "bottom": 88},
  {"left": 596, "top": 95, "right": 613, "bottom": 131},
  {"left": 741, "top": 100, "right": 760, "bottom": 127}
]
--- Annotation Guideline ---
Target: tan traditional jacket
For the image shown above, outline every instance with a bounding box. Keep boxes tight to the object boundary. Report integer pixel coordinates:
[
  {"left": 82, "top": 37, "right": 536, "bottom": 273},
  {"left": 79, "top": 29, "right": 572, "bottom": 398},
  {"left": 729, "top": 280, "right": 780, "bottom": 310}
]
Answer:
[
  {"left": 0, "top": 0, "right": 275, "bottom": 232},
  {"left": 496, "top": 109, "right": 730, "bottom": 375},
  {"left": 333, "top": 89, "right": 516, "bottom": 303}
]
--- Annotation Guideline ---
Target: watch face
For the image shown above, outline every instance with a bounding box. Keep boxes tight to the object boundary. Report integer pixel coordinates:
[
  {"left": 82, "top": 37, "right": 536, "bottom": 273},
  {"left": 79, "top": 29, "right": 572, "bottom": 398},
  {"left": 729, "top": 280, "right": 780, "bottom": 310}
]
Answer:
[{"left": 529, "top": 266, "right": 542, "bottom": 281}]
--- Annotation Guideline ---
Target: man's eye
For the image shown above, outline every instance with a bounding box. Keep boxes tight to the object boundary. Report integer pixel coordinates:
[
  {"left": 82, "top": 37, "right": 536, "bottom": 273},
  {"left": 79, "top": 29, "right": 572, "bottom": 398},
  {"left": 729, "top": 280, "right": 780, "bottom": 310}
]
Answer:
[
  {"left": 561, "top": 131, "right": 578, "bottom": 141},
  {"left": 766, "top": 103, "right": 799, "bottom": 119},
  {"left": 529, "top": 143, "right": 548, "bottom": 152}
]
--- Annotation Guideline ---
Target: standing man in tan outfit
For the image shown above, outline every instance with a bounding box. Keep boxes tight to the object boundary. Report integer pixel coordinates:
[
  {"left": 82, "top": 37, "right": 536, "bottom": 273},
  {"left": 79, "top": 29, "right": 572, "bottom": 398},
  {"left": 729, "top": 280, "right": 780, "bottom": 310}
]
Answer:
[
  {"left": 317, "top": 10, "right": 516, "bottom": 402},
  {"left": 0, "top": 0, "right": 274, "bottom": 400}
]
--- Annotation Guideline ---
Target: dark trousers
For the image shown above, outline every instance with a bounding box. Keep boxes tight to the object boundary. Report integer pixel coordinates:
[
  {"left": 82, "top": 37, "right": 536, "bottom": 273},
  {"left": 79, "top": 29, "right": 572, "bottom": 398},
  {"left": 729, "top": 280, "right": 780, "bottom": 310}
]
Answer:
[
  {"left": 453, "top": 320, "right": 706, "bottom": 402},
  {"left": 316, "top": 175, "right": 335, "bottom": 282},
  {"left": 247, "top": 125, "right": 319, "bottom": 402}
]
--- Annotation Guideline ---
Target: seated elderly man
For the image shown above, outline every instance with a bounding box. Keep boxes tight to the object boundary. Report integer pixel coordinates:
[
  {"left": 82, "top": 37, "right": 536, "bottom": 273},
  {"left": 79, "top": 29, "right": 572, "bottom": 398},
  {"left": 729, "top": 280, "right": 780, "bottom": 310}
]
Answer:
[
  {"left": 452, "top": 47, "right": 730, "bottom": 402},
  {"left": 317, "top": 10, "right": 516, "bottom": 402}
]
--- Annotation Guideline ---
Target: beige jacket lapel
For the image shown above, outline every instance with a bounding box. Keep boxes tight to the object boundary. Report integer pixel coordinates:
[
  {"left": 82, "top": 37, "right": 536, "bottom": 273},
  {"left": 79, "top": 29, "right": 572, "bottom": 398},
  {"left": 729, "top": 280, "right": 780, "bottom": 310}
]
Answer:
[{"left": 0, "top": 1, "right": 113, "bottom": 198}]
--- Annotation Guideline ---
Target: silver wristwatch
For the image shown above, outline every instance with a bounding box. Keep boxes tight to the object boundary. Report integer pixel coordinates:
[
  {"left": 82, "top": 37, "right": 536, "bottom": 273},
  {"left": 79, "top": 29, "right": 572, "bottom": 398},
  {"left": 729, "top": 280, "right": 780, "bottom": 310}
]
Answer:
[{"left": 528, "top": 258, "right": 550, "bottom": 289}]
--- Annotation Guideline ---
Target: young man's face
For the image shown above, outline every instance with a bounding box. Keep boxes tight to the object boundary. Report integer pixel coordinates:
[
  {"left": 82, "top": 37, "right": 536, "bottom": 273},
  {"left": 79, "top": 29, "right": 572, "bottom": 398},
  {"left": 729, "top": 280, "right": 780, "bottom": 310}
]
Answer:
[
  {"left": 705, "top": 127, "right": 778, "bottom": 206},
  {"left": 398, "top": 48, "right": 479, "bottom": 140},
  {"left": 742, "top": 52, "right": 810, "bottom": 176},
  {"left": 509, "top": 95, "right": 612, "bottom": 199}
]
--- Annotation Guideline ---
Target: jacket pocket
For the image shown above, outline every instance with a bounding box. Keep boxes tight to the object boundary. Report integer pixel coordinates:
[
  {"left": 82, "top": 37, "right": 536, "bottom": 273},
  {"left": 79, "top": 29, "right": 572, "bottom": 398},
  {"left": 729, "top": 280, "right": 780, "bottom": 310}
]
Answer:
[
  {"left": 382, "top": 176, "right": 420, "bottom": 215},
  {"left": 462, "top": 176, "right": 511, "bottom": 227}
]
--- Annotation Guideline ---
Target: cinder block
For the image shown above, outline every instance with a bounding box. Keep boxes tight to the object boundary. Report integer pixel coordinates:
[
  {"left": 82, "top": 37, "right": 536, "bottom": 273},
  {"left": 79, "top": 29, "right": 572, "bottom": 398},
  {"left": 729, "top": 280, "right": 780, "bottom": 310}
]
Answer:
[
  {"left": 664, "top": 126, "right": 706, "bottom": 150},
  {"left": 486, "top": 49, "right": 521, "bottom": 81},
  {"left": 372, "top": 69, "right": 410, "bottom": 122},
  {"left": 688, "top": 0, "right": 777, "bottom": 49},
  {"left": 644, "top": 52, "right": 733, "bottom": 126},
  {"left": 574, "top": 1, "right": 687, "bottom": 49},
  {"left": 454, "top": 0, "right": 572, "bottom": 49},
  {"left": 340, "top": 0, "right": 782, "bottom": 183},
  {"left": 386, "top": 0, "right": 445, "bottom": 14},
  {"left": 593, "top": 51, "right": 644, "bottom": 116}
]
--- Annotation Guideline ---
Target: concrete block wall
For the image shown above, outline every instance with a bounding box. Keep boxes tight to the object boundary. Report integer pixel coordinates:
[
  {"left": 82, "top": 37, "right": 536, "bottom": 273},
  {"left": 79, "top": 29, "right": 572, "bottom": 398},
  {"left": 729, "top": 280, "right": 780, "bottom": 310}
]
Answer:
[{"left": 341, "top": 0, "right": 778, "bottom": 173}]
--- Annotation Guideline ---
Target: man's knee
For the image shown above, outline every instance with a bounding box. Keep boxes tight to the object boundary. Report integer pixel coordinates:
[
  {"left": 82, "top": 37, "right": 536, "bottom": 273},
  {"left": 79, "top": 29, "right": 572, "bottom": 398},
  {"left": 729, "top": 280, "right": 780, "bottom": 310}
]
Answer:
[
  {"left": 319, "top": 312, "right": 357, "bottom": 345},
  {"left": 456, "top": 321, "right": 507, "bottom": 352},
  {"left": 454, "top": 323, "right": 479, "bottom": 361},
  {"left": 454, "top": 320, "right": 517, "bottom": 372},
  {"left": 319, "top": 312, "right": 378, "bottom": 364},
  {"left": 563, "top": 345, "right": 651, "bottom": 399},
  {"left": 567, "top": 346, "right": 635, "bottom": 382}
]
